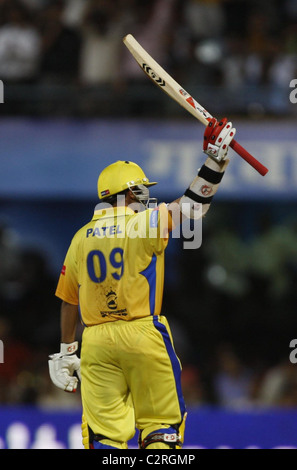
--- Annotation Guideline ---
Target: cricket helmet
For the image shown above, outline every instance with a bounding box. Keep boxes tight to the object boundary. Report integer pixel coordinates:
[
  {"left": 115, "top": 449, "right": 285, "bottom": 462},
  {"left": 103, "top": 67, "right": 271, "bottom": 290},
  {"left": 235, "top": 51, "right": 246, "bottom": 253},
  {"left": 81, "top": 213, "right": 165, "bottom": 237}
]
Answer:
[{"left": 97, "top": 160, "right": 157, "bottom": 200}]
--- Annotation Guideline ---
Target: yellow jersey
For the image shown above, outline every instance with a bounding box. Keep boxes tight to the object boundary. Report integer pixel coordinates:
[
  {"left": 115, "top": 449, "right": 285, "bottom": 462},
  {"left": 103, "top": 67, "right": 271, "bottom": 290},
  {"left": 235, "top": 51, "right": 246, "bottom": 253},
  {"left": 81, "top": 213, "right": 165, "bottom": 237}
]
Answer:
[{"left": 55, "top": 203, "right": 172, "bottom": 326}]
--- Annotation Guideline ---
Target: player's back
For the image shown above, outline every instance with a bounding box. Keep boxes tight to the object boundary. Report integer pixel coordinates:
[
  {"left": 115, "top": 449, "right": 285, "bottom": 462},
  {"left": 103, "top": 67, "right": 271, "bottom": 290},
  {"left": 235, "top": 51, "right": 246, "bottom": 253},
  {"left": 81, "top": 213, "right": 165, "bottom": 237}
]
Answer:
[{"left": 70, "top": 204, "right": 169, "bottom": 326}]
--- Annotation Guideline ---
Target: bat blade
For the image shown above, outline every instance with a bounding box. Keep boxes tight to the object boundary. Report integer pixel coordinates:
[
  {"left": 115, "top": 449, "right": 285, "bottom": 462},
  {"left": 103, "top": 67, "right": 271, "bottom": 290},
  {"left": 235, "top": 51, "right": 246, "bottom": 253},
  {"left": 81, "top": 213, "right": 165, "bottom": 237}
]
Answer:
[
  {"left": 123, "top": 34, "right": 211, "bottom": 125},
  {"left": 123, "top": 34, "right": 268, "bottom": 176}
]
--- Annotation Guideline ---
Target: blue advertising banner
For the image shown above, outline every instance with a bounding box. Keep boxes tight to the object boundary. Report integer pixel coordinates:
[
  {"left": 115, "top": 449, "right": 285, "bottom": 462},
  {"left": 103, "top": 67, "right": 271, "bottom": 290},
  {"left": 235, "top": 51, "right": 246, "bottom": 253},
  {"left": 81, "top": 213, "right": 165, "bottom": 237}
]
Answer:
[
  {"left": 0, "top": 118, "right": 296, "bottom": 200},
  {"left": 1, "top": 407, "right": 297, "bottom": 449}
]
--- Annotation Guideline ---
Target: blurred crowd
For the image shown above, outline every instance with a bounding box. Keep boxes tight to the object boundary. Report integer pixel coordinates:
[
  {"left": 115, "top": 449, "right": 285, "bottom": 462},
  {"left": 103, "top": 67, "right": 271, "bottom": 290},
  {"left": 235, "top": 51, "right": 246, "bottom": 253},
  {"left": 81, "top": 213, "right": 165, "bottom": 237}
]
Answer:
[
  {"left": 1, "top": 204, "right": 297, "bottom": 410},
  {"left": 1, "top": 0, "right": 297, "bottom": 411},
  {"left": 0, "top": 0, "right": 296, "bottom": 115}
]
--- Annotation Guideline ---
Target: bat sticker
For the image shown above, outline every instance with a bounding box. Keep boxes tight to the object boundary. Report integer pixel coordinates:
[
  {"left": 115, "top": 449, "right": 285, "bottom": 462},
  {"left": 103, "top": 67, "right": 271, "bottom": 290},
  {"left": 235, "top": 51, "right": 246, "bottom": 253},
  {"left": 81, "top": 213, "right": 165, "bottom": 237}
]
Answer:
[
  {"left": 186, "top": 96, "right": 212, "bottom": 120},
  {"left": 142, "top": 63, "right": 166, "bottom": 87}
]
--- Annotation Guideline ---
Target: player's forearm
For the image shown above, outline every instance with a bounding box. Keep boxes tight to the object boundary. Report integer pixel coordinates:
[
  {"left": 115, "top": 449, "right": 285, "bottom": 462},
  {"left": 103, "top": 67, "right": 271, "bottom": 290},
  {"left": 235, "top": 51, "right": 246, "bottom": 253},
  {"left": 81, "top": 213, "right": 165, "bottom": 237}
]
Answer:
[
  {"left": 60, "top": 301, "right": 79, "bottom": 343},
  {"left": 177, "top": 157, "right": 229, "bottom": 220},
  {"left": 167, "top": 157, "right": 228, "bottom": 227}
]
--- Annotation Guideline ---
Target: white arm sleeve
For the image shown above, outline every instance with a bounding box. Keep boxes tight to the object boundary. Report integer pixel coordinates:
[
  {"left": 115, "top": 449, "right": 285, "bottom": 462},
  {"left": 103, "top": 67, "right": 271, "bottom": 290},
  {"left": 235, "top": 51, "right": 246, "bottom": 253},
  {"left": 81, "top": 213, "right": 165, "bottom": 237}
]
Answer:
[{"left": 179, "top": 157, "right": 229, "bottom": 219}]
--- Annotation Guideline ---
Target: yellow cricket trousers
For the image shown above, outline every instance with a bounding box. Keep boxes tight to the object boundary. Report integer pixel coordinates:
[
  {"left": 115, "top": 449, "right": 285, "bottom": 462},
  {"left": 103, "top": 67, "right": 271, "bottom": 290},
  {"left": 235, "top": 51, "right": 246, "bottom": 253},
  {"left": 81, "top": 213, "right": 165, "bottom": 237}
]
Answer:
[{"left": 80, "top": 315, "right": 186, "bottom": 447}]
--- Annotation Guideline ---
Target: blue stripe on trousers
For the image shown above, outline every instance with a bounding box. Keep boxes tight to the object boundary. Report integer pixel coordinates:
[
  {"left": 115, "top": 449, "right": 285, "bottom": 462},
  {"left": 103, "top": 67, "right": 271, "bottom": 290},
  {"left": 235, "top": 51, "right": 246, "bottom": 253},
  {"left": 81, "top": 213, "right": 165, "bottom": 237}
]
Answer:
[
  {"left": 153, "top": 315, "right": 187, "bottom": 419},
  {"left": 140, "top": 253, "right": 186, "bottom": 418}
]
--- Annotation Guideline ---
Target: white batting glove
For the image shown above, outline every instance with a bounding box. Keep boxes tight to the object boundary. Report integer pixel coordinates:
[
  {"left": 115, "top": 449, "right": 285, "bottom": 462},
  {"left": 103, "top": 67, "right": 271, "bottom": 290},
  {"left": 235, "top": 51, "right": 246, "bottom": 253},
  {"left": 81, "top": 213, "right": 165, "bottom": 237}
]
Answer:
[
  {"left": 203, "top": 117, "right": 236, "bottom": 162},
  {"left": 48, "top": 342, "right": 81, "bottom": 393}
]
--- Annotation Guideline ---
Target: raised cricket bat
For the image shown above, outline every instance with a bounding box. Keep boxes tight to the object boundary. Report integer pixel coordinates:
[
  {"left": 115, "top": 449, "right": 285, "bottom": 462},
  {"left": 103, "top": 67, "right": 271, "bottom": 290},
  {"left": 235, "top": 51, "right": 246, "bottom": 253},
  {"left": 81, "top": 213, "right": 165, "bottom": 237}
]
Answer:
[{"left": 123, "top": 34, "right": 268, "bottom": 176}]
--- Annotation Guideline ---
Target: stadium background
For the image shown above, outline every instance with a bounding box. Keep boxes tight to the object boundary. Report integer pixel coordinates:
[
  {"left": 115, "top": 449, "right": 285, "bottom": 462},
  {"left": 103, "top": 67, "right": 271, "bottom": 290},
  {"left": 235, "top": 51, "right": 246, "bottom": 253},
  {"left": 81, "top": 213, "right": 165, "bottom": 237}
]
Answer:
[{"left": 1, "top": 0, "right": 297, "bottom": 449}]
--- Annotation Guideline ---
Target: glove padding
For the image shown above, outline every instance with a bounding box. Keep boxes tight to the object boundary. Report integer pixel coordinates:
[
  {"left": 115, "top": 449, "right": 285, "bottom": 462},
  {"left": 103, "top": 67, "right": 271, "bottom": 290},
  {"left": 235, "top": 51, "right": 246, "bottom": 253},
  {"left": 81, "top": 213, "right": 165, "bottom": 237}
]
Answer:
[
  {"left": 203, "top": 117, "right": 236, "bottom": 162},
  {"left": 48, "top": 342, "right": 81, "bottom": 393}
]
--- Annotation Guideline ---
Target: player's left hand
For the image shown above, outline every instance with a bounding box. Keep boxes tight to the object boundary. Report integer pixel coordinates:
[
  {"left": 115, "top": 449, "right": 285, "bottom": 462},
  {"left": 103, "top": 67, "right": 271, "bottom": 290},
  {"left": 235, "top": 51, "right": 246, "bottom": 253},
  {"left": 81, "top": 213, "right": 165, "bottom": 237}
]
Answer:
[
  {"left": 203, "top": 117, "right": 236, "bottom": 162},
  {"left": 48, "top": 342, "right": 81, "bottom": 393}
]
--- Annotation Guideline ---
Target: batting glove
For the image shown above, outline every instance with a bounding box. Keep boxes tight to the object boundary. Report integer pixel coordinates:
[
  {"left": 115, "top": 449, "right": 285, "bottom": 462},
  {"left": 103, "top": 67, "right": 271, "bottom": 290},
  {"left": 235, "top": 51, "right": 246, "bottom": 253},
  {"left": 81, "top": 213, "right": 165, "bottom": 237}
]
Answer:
[
  {"left": 203, "top": 117, "right": 236, "bottom": 162},
  {"left": 48, "top": 342, "right": 81, "bottom": 393}
]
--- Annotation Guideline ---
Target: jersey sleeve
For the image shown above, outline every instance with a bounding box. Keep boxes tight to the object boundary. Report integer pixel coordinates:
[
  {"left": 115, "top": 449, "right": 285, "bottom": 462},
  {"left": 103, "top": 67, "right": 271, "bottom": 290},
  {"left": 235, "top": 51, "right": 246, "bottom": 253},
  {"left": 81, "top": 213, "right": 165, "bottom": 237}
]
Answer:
[
  {"left": 55, "top": 237, "right": 79, "bottom": 305},
  {"left": 143, "top": 203, "right": 172, "bottom": 254}
]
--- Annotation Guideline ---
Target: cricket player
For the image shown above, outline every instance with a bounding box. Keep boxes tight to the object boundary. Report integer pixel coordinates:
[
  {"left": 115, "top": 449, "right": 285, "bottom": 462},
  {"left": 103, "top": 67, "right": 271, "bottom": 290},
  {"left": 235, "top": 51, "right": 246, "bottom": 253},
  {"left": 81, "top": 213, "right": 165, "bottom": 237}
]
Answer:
[{"left": 49, "top": 117, "right": 235, "bottom": 449}]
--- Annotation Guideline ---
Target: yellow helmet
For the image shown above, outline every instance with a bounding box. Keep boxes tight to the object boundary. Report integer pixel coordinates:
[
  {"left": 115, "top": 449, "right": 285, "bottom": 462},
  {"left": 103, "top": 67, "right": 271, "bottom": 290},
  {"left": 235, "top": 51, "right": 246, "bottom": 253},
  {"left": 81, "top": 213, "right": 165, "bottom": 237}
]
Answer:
[{"left": 97, "top": 160, "right": 157, "bottom": 200}]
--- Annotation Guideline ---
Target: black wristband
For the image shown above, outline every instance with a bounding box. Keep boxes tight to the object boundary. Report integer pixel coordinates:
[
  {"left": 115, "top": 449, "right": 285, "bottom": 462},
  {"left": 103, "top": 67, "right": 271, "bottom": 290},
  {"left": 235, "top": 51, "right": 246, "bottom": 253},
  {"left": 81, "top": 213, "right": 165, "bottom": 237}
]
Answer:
[
  {"left": 198, "top": 165, "right": 224, "bottom": 184},
  {"left": 184, "top": 188, "right": 213, "bottom": 205}
]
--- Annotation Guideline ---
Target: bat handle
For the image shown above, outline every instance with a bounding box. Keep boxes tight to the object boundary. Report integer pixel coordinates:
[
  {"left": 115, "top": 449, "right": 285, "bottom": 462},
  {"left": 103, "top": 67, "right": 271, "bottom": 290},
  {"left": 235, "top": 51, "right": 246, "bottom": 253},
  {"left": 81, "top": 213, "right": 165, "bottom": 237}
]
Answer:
[{"left": 230, "top": 139, "right": 268, "bottom": 176}]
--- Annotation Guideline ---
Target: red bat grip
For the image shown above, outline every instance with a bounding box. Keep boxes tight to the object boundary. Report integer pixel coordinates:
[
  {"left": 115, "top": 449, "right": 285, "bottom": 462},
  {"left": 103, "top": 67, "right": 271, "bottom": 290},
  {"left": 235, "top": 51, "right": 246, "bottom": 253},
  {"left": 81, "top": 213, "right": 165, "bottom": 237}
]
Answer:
[{"left": 230, "top": 139, "right": 268, "bottom": 176}]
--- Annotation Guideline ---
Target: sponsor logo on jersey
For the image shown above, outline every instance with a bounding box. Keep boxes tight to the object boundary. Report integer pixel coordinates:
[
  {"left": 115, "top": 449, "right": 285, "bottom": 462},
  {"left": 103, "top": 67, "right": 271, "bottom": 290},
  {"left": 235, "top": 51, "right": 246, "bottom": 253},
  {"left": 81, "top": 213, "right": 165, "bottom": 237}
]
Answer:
[
  {"left": 100, "top": 309, "right": 128, "bottom": 318},
  {"left": 106, "top": 289, "right": 117, "bottom": 310}
]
